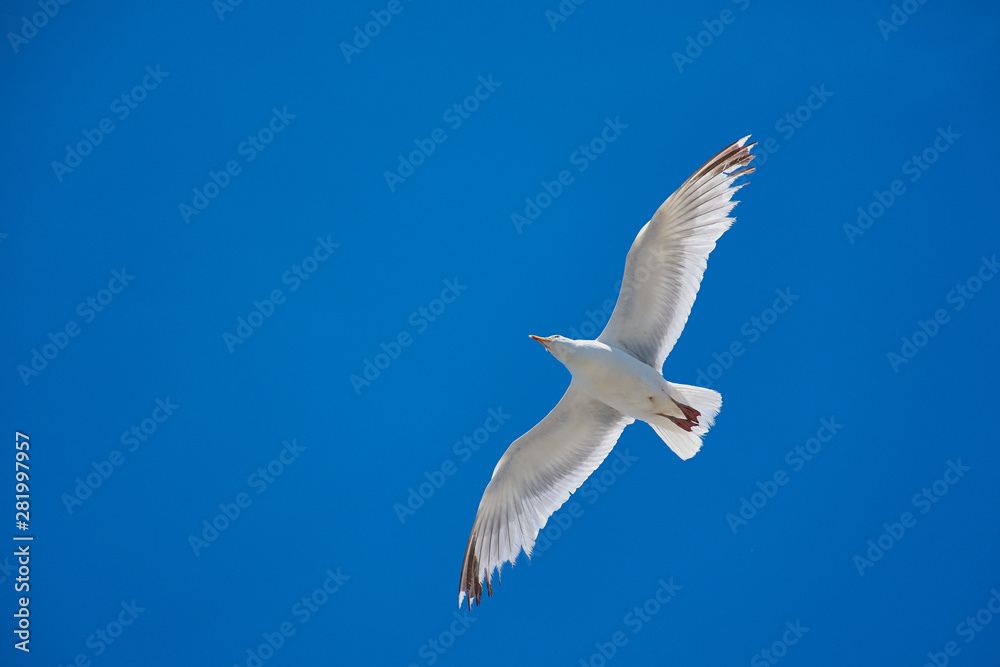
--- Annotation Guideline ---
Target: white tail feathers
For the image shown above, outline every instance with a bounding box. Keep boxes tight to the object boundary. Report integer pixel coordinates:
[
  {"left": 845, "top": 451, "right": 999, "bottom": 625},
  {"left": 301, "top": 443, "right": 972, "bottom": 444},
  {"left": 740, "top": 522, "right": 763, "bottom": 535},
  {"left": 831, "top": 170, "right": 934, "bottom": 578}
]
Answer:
[
  {"left": 649, "top": 383, "right": 722, "bottom": 460},
  {"left": 671, "top": 383, "right": 722, "bottom": 433}
]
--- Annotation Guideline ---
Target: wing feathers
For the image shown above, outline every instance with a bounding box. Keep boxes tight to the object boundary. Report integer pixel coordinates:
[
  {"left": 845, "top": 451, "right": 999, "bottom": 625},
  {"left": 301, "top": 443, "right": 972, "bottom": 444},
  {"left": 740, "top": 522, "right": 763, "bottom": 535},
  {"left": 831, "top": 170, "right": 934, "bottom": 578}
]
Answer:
[
  {"left": 597, "top": 137, "right": 754, "bottom": 369},
  {"left": 458, "top": 383, "right": 630, "bottom": 608}
]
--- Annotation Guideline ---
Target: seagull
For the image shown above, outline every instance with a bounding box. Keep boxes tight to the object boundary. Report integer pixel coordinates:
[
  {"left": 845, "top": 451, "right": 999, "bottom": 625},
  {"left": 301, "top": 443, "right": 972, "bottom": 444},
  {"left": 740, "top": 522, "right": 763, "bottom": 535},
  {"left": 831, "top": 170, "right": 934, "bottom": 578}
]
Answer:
[{"left": 458, "top": 137, "right": 755, "bottom": 609}]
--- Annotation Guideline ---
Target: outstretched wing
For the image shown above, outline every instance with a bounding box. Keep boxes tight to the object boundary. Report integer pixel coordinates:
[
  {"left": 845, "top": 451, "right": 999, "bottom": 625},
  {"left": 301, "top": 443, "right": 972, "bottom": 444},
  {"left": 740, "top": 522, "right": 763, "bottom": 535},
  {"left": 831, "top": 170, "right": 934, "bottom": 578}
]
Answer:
[
  {"left": 598, "top": 137, "right": 755, "bottom": 371},
  {"left": 459, "top": 381, "right": 631, "bottom": 608}
]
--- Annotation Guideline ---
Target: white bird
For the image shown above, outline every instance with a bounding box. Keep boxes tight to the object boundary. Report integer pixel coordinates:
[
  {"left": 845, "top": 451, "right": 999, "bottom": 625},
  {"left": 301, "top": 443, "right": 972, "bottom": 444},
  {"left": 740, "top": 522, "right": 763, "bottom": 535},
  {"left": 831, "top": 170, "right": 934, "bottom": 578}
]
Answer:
[{"left": 458, "top": 137, "right": 755, "bottom": 608}]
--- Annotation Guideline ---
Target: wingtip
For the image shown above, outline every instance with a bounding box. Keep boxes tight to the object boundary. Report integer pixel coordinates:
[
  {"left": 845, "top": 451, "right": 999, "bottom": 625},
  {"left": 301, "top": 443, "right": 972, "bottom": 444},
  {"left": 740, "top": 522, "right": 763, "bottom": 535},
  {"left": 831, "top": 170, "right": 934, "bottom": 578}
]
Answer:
[
  {"left": 735, "top": 136, "right": 757, "bottom": 160},
  {"left": 459, "top": 529, "right": 485, "bottom": 609}
]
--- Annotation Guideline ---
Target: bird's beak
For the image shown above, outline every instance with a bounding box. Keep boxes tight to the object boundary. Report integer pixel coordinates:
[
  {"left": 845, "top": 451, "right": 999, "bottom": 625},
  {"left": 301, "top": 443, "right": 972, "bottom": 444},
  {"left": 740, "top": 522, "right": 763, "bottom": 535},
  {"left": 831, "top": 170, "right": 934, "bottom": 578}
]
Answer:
[{"left": 529, "top": 335, "right": 551, "bottom": 347}]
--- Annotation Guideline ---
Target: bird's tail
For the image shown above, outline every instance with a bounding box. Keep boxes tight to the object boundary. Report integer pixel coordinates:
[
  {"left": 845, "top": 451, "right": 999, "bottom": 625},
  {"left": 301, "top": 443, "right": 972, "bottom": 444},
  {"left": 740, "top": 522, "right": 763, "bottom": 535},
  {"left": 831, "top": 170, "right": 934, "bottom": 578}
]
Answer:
[{"left": 649, "top": 383, "right": 722, "bottom": 460}]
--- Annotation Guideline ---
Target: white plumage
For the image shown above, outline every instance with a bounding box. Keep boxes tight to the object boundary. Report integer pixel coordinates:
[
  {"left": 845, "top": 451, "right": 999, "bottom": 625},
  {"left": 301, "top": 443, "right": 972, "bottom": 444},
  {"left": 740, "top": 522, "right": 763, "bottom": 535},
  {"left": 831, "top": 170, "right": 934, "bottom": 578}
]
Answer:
[{"left": 459, "top": 137, "right": 755, "bottom": 608}]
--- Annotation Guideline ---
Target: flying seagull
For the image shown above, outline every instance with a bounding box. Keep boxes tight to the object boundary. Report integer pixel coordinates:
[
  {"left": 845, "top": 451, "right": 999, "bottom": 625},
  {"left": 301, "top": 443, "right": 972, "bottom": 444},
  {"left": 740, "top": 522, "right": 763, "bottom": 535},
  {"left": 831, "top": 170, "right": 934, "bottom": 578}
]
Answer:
[{"left": 458, "top": 137, "right": 755, "bottom": 609}]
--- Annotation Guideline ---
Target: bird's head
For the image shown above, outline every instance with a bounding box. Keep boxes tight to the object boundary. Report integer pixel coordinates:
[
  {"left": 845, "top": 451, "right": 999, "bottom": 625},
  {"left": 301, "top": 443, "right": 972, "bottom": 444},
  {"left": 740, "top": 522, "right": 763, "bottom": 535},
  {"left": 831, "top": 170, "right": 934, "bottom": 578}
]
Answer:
[{"left": 529, "top": 334, "right": 577, "bottom": 363}]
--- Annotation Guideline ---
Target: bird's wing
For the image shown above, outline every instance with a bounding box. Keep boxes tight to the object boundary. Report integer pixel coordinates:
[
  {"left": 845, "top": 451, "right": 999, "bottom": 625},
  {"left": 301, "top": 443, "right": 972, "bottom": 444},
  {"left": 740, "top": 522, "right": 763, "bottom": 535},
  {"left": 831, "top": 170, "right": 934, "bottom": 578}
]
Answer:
[
  {"left": 459, "top": 381, "right": 631, "bottom": 608},
  {"left": 597, "top": 137, "right": 755, "bottom": 371}
]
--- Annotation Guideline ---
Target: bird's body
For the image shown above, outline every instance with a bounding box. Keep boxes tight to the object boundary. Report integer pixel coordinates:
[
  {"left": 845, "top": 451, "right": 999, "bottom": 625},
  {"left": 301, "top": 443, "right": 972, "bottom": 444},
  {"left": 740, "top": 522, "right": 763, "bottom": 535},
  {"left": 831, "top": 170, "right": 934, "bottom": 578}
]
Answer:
[
  {"left": 458, "top": 137, "right": 755, "bottom": 608},
  {"left": 540, "top": 337, "right": 703, "bottom": 435}
]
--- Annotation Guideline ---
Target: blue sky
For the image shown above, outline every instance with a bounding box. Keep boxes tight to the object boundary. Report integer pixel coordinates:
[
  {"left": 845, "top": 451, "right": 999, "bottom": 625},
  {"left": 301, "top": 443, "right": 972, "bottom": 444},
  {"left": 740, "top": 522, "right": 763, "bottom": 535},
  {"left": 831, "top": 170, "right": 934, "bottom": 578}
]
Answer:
[{"left": 2, "top": 0, "right": 999, "bottom": 665}]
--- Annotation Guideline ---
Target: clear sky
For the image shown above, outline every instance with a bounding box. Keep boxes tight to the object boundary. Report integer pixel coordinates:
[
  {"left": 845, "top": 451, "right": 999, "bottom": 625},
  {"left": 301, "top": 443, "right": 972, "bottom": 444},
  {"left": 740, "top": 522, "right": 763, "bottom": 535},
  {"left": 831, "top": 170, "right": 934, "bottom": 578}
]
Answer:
[{"left": 2, "top": 0, "right": 999, "bottom": 665}]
